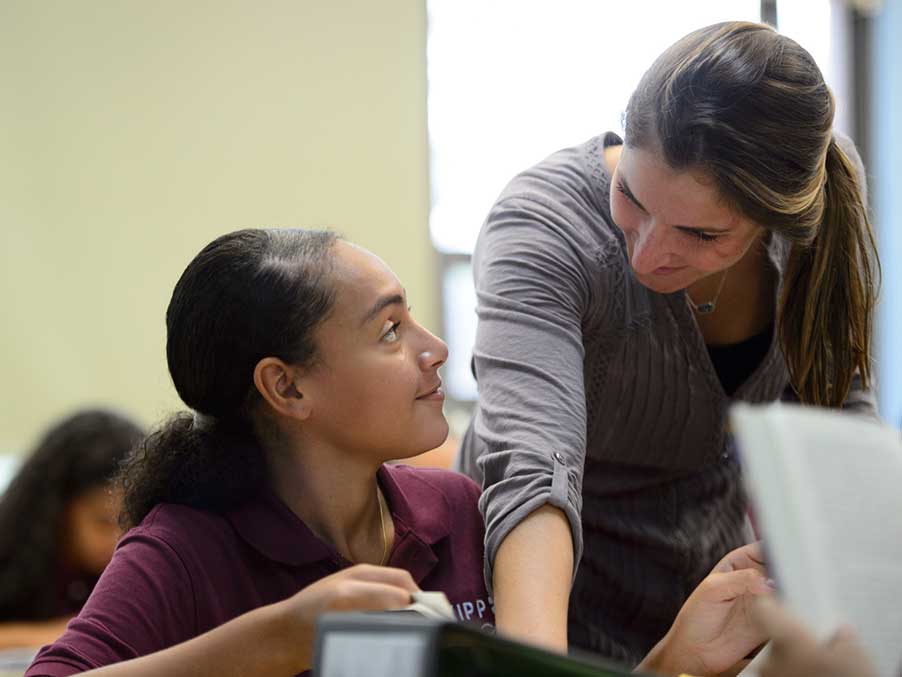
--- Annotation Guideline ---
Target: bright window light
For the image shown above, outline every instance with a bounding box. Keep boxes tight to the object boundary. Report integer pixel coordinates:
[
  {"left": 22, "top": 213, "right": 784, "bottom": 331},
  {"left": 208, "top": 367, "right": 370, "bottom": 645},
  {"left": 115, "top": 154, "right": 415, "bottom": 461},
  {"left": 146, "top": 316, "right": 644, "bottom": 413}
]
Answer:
[
  {"left": 429, "top": 1, "right": 760, "bottom": 401},
  {"left": 777, "top": 0, "right": 851, "bottom": 135},
  {"left": 427, "top": 0, "right": 761, "bottom": 255}
]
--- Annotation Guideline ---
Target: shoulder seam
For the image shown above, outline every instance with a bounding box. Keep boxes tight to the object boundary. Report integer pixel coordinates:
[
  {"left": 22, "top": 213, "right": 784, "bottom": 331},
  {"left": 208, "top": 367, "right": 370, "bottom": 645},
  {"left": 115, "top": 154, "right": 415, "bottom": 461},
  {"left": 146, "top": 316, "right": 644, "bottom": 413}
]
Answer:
[{"left": 128, "top": 526, "right": 200, "bottom": 635}]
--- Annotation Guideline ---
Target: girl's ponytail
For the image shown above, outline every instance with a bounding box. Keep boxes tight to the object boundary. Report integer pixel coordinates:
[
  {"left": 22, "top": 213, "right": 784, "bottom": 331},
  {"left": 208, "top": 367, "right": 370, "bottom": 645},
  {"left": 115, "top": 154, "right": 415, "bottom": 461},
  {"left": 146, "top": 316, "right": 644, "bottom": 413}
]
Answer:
[
  {"left": 117, "top": 228, "right": 339, "bottom": 529},
  {"left": 117, "top": 412, "right": 265, "bottom": 529}
]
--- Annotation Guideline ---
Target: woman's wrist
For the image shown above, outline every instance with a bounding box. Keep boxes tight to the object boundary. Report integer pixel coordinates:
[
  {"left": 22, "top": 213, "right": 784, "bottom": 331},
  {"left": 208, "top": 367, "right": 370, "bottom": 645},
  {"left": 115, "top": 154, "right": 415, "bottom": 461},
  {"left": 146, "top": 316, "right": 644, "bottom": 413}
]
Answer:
[{"left": 636, "top": 630, "right": 701, "bottom": 676}]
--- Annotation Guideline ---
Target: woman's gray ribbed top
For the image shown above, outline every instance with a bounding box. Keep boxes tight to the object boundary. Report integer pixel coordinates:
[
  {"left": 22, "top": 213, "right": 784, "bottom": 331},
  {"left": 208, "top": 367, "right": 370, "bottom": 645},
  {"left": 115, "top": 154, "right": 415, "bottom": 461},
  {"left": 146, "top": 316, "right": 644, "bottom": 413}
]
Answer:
[{"left": 456, "top": 132, "right": 877, "bottom": 666}]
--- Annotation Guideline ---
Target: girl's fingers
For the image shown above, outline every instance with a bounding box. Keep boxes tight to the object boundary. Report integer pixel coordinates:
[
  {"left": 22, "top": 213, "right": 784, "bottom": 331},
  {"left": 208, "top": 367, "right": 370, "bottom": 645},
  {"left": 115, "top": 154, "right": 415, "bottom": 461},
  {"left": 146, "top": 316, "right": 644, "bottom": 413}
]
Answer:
[{"left": 328, "top": 580, "right": 417, "bottom": 612}]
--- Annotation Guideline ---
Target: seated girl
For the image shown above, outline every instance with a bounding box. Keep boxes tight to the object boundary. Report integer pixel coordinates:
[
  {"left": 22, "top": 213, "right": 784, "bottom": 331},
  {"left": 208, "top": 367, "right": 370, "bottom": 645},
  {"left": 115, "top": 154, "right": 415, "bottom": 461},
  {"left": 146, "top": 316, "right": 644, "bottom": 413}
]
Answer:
[
  {"left": 26, "top": 229, "right": 772, "bottom": 676},
  {"left": 0, "top": 409, "right": 143, "bottom": 650}
]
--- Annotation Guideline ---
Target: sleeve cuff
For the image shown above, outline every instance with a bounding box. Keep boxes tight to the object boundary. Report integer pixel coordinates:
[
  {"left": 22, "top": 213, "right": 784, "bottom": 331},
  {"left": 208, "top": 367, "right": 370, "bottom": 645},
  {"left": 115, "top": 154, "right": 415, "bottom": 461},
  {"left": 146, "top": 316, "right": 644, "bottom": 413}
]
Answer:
[{"left": 479, "top": 450, "right": 583, "bottom": 596}]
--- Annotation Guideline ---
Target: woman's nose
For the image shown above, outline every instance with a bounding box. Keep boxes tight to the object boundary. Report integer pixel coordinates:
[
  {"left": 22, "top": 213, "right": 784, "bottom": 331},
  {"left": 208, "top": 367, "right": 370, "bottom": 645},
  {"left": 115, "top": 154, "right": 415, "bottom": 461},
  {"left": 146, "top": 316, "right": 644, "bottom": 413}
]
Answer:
[{"left": 630, "top": 224, "right": 671, "bottom": 274}]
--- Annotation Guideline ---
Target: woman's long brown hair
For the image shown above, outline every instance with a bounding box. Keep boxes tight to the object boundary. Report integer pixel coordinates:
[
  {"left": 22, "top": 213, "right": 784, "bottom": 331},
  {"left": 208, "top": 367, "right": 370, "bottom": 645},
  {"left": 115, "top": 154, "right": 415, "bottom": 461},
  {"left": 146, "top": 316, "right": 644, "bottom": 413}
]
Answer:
[{"left": 625, "top": 21, "right": 880, "bottom": 406}]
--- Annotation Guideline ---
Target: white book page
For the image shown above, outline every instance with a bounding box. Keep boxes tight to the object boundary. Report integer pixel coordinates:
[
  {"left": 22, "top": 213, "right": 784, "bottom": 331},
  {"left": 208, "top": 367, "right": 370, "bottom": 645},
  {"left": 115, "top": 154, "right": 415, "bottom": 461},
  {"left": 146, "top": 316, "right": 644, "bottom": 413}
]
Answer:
[
  {"left": 794, "top": 414, "right": 902, "bottom": 677},
  {"left": 733, "top": 404, "right": 840, "bottom": 634},
  {"left": 733, "top": 404, "right": 902, "bottom": 677}
]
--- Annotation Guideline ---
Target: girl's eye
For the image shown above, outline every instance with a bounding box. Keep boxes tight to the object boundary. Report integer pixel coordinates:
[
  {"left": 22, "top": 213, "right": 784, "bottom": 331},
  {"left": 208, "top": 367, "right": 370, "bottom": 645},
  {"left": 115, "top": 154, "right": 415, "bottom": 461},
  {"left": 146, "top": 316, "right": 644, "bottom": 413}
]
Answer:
[{"left": 382, "top": 321, "right": 401, "bottom": 343}]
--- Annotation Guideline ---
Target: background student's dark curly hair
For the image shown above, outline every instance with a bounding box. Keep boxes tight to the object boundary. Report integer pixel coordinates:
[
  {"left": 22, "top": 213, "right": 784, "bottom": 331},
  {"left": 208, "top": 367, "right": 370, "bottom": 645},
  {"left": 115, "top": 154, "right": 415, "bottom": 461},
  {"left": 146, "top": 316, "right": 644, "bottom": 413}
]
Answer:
[{"left": 0, "top": 409, "right": 143, "bottom": 635}]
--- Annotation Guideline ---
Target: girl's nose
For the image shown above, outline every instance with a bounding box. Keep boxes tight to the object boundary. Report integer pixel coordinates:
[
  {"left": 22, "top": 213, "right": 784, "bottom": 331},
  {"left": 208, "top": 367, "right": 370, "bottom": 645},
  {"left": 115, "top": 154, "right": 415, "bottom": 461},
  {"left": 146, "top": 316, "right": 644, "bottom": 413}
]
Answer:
[{"left": 419, "top": 333, "right": 448, "bottom": 371}]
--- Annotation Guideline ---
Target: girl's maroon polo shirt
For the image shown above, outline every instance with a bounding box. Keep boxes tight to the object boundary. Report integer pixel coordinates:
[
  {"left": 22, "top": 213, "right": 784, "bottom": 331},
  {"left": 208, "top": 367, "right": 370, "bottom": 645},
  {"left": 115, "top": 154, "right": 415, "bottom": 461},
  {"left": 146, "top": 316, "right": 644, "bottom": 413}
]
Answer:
[{"left": 26, "top": 464, "right": 493, "bottom": 677}]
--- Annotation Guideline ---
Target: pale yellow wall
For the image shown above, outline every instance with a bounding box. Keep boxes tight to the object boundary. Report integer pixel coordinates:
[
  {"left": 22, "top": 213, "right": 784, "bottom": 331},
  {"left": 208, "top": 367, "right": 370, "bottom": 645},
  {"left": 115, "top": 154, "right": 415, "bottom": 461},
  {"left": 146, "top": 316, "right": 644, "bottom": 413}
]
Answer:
[{"left": 0, "top": 0, "right": 434, "bottom": 455}]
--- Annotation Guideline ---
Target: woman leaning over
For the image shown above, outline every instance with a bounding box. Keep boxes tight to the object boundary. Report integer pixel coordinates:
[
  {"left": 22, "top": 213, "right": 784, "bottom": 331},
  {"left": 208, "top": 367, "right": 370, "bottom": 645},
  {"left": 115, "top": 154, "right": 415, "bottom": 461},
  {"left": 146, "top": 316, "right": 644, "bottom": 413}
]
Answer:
[{"left": 457, "top": 20, "right": 880, "bottom": 668}]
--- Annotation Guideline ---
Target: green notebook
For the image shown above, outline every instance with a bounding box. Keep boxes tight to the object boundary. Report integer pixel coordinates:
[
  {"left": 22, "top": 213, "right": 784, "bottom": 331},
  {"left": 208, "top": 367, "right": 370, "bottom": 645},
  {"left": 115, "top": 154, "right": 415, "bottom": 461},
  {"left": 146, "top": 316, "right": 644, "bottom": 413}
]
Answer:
[{"left": 314, "top": 612, "right": 646, "bottom": 676}]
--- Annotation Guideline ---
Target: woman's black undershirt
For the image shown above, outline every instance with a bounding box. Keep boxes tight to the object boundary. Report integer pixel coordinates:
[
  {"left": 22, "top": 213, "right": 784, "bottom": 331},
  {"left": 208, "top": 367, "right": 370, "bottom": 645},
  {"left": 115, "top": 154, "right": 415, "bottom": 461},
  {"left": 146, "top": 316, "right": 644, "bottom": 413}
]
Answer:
[{"left": 707, "top": 323, "right": 774, "bottom": 397}]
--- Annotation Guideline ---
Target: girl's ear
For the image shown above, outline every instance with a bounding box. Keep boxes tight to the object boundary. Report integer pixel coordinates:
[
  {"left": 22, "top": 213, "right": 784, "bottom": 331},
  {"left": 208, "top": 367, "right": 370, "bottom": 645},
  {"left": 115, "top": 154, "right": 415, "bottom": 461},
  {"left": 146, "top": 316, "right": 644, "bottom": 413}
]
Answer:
[{"left": 253, "top": 357, "right": 312, "bottom": 421}]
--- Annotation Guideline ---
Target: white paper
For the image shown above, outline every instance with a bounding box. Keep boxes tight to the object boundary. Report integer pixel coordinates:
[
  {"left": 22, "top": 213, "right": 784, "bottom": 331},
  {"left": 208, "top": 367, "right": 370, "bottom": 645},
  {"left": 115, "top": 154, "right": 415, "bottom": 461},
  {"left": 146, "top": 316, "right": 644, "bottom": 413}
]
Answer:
[{"left": 732, "top": 403, "right": 902, "bottom": 677}]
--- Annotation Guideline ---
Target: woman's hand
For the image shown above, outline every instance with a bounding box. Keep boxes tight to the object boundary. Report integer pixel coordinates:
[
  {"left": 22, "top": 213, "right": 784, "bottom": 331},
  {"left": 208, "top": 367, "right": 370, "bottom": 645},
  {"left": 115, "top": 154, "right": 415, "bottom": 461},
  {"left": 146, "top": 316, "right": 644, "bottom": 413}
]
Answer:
[
  {"left": 637, "top": 542, "right": 773, "bottom": 676},
  {"left": 750, "top": 597, "right": 878, "bottom": 677},
  {"left": 282, "top": 563, "right": 420, "bottom": 668}
]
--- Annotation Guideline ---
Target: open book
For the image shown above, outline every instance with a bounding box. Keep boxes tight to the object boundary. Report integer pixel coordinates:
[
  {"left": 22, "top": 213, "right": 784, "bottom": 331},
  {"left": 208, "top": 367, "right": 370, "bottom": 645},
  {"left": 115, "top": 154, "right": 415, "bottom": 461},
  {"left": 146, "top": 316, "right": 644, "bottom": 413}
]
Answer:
[
  {"left": 731, "top": 402, "right": 902, "bottom": 677},
  {"left": 314, "top": 612, "right": 644, "bottom": 677}
]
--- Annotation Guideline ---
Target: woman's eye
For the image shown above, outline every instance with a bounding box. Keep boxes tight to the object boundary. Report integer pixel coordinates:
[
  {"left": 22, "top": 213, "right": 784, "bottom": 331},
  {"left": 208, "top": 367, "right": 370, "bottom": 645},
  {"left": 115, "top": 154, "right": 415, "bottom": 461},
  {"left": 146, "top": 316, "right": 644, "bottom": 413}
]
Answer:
[
  {"left": 616, "top": 182, "right": 636, "bottom": 206},
  {"left": 689, "top": 230, "right": 720, "bottom": 243},
  {"left": 382, "top": 321, "right": 401, "bottom": 343}
]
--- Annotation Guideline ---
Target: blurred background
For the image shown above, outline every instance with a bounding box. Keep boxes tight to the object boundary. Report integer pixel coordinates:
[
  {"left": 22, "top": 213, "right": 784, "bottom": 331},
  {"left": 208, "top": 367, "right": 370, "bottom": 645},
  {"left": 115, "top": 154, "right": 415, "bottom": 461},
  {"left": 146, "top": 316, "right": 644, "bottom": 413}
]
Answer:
[{"left": 2, "top": 0, "right": 900, "bottom": 485}]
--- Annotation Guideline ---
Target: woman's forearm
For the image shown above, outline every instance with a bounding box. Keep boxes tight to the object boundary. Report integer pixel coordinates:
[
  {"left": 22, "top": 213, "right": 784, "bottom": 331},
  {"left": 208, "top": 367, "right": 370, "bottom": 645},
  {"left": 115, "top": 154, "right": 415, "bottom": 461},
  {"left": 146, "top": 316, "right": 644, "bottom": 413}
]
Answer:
[{"left": 492, "top": 504, "right": 573, "bottom": 652}]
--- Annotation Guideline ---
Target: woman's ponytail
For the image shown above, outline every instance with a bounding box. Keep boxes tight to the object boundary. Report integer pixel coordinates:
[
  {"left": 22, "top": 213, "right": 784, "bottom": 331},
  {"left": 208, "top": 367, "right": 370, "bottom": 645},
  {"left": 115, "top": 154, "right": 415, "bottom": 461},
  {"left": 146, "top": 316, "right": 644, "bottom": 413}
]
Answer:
[
  {"left": 778, "top": 138, "right": 880, "bottom": 406},
  {"left": 623, "top": 23, "right": 882, "bottom": 406}
]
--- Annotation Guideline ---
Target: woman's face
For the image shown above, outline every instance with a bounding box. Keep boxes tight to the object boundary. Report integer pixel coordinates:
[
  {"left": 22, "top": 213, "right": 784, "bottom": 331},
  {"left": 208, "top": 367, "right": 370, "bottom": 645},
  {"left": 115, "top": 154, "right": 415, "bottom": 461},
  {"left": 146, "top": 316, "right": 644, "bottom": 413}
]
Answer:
[
  {"left": 610, "top": 144, "right": 764, "bottom": 294},
  {"left": 299, "top": 241, "right": 449, "bottom": 461},
  {"left": 63, "top": 484, "right": 123, "bottom": 575}
]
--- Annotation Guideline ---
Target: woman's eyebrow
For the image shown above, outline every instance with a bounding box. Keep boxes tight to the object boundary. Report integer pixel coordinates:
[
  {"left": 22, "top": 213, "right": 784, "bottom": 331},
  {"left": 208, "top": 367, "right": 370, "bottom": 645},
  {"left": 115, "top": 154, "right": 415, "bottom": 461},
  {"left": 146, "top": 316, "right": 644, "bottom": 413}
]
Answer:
[
  {"left": 622, "top": 176, "right": 731, "bottom": 233},
  {"left": 360, "top": 292, "right": 405, "bottom": 327}
]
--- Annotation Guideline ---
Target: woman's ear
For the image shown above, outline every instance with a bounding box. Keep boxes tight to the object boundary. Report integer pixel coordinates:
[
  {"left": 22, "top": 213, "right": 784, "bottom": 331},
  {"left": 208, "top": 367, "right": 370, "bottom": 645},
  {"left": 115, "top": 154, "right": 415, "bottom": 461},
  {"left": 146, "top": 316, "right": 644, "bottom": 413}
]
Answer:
[{"left": 253, "top": 357, "right": 312, "bottom": 421}]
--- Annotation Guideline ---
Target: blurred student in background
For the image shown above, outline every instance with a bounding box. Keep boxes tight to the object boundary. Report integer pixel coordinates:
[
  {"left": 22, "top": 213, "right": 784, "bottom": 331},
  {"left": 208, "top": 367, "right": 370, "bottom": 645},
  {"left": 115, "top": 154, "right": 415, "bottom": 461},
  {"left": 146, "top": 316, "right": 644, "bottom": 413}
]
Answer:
[{"left": 0, "top": 409, "right": 143, "bottom": 649}]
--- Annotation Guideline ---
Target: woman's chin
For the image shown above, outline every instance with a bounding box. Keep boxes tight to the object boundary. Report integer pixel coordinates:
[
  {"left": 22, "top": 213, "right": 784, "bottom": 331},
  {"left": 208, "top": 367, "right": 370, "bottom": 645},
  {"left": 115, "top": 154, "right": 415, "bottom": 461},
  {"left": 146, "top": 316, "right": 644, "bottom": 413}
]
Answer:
[{"left": 633, "top": 271, "right": 691, "bottom": 295}]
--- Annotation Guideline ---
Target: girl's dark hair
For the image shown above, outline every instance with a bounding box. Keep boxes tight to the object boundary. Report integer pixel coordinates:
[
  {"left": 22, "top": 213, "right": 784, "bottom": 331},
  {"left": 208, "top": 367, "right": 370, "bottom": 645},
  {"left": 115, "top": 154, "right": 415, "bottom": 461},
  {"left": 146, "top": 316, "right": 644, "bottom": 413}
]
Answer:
[
  {"left": 0, "top": 409, "right": 143, "bottom": 620},
  {"left": 624, "top": 21, "right": 880, "bottom": 406},
  {"left": 117, "top": 228, "right": 339, "bottom": 529}
]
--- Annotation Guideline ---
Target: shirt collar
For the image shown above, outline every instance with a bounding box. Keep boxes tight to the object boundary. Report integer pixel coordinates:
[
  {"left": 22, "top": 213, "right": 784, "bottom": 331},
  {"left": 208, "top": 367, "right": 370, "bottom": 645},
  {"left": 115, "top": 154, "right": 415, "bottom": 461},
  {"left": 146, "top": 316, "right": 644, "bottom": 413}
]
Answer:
[
  {"left": 376, "top": 464, "right": 453, "bottom": 546},
  {"left": 224, "top": 464, "right": 452, "bottom": 577},
  {"left": 225, "top": 490, "right": 332, "bottom": 567}
]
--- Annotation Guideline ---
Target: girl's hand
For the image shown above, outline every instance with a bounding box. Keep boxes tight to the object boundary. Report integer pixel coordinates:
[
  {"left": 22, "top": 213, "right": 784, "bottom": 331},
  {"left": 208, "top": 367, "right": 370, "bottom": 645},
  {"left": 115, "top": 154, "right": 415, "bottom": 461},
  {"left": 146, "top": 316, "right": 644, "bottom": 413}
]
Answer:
[
  {"left": 64, "top": 564, "right": 421, "bottom": 677},
  {"left": 750, "top": 596, "right": 878, "bottom": 677},
  {"left": 281, "top": 564, "right": 420, "bottom": 670},
  {"left": 638, "top": 542, "right": 773, "bottom": 676}
]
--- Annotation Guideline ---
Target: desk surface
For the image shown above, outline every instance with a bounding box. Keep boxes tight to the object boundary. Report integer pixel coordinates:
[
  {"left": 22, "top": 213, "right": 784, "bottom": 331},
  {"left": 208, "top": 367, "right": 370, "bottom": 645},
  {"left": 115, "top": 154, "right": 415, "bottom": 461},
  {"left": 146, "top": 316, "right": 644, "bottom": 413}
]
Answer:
[{"left": 0, "top": 647, "right": 36, "bottom": 677}]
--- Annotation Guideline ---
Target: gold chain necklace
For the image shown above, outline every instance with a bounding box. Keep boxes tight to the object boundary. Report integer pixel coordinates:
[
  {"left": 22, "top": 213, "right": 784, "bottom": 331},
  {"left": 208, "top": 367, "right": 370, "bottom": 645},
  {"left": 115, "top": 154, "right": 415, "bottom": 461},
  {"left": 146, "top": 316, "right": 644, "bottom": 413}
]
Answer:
[{"left": 377, "top": 487, "right": 389, "bottom": 566}]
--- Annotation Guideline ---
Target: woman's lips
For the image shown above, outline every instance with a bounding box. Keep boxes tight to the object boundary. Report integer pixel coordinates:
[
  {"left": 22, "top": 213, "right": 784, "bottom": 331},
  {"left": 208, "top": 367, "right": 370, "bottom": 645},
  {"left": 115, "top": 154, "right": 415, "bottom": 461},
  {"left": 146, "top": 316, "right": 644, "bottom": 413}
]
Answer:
[{"left": 652, "top": 265, "right": 686, "bottom": 276}]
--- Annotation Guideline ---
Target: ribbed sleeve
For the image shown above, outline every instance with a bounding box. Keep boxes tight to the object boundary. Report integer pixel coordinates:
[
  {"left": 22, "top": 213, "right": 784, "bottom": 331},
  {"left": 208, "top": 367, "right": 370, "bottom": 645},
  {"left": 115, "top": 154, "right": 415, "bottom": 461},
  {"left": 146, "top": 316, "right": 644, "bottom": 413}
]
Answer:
[{"left": 465, "top": 186, "right": 606, "bottom": 592}]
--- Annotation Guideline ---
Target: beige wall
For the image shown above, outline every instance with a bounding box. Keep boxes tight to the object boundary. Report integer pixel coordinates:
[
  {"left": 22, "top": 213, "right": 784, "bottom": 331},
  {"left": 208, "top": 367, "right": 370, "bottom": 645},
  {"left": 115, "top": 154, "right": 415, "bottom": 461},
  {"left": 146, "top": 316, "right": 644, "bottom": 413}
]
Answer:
[{"left": 0, "top": 0, "right": 435, "bottom": 455}]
